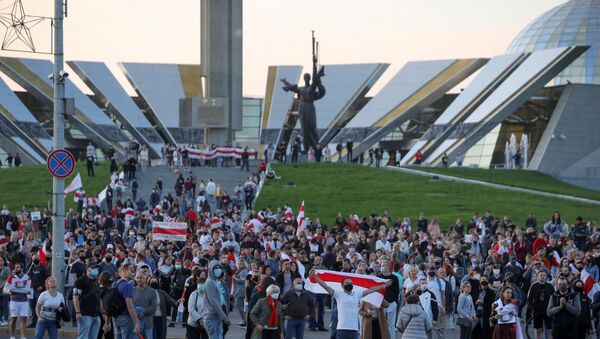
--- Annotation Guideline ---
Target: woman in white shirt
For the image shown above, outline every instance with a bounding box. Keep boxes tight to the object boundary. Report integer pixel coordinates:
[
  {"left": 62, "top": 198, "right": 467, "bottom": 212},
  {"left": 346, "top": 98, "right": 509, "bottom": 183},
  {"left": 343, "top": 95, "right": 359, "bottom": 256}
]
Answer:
[
  {"left": 139, "top": 146, "right": 149, "bottom": 170},
  {"left": 35, "top": 276, "right": 64, "bottom": 339}
]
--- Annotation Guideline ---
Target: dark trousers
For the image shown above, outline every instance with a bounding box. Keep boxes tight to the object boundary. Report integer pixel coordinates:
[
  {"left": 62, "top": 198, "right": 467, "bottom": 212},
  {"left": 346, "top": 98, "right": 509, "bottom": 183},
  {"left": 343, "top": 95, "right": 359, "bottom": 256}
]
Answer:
[
  {"left": 336, "top": 330, "right": 358, "bottom": 339},
  {"left": 291, "top": 152, "right": 298, "bottom": 163},
  {"left": 186, "top": 324, "right": 208, "bottom": 339},
  {"left": 132, "top": 189, "right": 137, "bottom": 202},
  {"left": 154, "top": 316, "right": 167, "bottom": 339},
  {"left": 29, "top": 289, "right": 41, "bottom": 325},
  {"left": 87, "top": 160, "right": 95, "bottom": 177},
  {"left": 241, "top": 160, "right": 250, "bottom": 172},
  {"left": 346, "top": 150, "right": 352, "bottom": 162},
  {"left": 310, "top": 293, "right": 326, "bottom": 329},
  {"left": 262, "top": 329, "right": 280, "bottom": 339}
]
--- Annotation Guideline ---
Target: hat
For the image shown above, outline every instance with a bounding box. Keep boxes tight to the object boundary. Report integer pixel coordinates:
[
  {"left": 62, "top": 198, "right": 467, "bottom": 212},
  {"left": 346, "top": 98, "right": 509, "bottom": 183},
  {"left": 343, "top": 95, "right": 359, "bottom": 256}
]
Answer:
[{"left": 64, "top": 232, "right": 73, "bottom": 241}]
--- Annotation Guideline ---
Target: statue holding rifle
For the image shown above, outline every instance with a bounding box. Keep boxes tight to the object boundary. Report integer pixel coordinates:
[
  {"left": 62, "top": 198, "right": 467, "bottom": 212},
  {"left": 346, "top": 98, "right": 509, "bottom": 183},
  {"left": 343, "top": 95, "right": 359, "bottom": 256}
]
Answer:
[{"left": 281, "top": 31, "right": 326, "bottom": 152}]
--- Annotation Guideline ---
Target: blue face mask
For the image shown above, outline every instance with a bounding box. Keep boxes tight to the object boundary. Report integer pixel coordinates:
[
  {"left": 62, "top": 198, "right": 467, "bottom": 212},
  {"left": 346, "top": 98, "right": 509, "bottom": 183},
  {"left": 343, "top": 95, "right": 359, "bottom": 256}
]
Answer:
[
  {"left": 90, "top": 268, "right": 99, "bottom": 278},
  {"left": 213, "top": 268, "right": 223, "bottom": 278},
  {"left": 197, "top": 284, "right": 205, "bottom": 293}
]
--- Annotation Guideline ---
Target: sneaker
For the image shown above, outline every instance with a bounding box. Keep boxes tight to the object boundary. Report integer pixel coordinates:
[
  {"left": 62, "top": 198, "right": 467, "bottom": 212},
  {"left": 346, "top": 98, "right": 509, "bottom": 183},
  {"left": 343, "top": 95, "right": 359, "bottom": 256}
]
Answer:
[
  {"left": 168, "top": 322, "right": 175, "bottom": 328},
  {"left": 9, "top": 336, "right": 15, "bottom": 339},
  {"left": 26, "top": 323, "right": 35, "bottom": 328},
  {"left": 238, "top": 323, "right": 246, "bottom": 328},
  {"left": 0, "top": 321, "right": 7, "bottom": 326}
]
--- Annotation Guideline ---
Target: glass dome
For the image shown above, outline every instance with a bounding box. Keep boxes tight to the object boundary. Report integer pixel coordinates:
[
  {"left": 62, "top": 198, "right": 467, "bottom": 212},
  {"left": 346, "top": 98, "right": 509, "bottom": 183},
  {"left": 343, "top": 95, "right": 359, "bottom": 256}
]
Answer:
[{"left": 507, "top": 0, "right": 600, "bottom": 85}]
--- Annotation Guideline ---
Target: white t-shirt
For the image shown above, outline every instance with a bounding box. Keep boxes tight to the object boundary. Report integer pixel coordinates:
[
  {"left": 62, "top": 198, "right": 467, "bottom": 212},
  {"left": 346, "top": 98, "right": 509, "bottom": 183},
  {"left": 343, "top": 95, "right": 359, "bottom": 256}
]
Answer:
[
  {"left": 426, "top": 277, "right": 442, "bottom": 308},
  {"left": 333, "top": 290, "right": 361, "bottom": 331},
  {"left": 37, "top": 291, "right": 64, "bottom": 321},
  {"left": 403, "top": 277, "right": 419, "bottom": 292}
]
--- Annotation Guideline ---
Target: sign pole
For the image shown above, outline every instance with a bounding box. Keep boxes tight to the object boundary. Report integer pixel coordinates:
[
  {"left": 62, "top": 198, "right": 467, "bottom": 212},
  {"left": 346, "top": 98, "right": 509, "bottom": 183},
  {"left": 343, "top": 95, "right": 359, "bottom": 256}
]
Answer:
[{"left": 52, "top": 0, "right": 66, "bottom": 293}]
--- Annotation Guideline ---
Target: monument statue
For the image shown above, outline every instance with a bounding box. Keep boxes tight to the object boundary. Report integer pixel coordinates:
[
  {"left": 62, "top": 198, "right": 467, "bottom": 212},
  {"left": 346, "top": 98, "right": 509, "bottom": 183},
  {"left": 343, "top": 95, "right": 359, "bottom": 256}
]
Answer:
[{"left": 281, "top": 31, "right": 326, "bottom": 152}]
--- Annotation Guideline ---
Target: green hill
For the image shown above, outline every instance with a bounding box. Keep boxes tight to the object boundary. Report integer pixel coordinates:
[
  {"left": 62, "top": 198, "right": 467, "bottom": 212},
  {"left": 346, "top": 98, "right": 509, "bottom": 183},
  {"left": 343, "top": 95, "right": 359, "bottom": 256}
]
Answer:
[
  {"left": 256, "top": 163, "right": 600, "bottom": 228},
  {"left": 0, "top": 161, "right": 111, "bottom": 213},
  {"left": 408, "top": 166, "right": 600, "bottom": 201}
]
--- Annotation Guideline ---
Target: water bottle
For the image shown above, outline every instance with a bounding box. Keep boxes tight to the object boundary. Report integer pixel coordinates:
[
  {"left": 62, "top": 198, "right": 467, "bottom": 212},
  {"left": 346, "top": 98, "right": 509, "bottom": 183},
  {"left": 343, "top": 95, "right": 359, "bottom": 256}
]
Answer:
[{"left": 177, "top": 302, "right": 184, "bottom": 323}]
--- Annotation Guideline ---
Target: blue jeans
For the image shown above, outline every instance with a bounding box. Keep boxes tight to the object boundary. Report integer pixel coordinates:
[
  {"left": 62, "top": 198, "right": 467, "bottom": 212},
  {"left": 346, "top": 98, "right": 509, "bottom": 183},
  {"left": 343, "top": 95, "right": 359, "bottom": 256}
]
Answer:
[
  {"left": 77, "top": 315, "right": 101, "bottom": 339},
  {"left": 335, "top": 329, "right": 358, "bottom": 339},
  {"left": 285, "top": 319, "right": 305, "bottom": 339},
  {"left": 114, "top": 314, "right": 134, "bottom": 339},
  {"left": 329, "top": 299, "right": 338, "bottom": 339},
  {"left": 35, "top": 319, "right": 57, "bottom": 339},
  {"left": 0, "top": 294, "right": 9, "bottom": 321},
  {"left": 204, "top": 319, "right": 223, "bottom": 339}
]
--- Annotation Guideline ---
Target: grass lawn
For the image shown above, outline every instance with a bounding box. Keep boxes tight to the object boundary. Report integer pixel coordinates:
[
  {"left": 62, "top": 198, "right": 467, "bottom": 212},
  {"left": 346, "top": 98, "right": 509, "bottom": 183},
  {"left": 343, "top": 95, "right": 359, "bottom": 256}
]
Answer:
[
  {"left": 0, "top": 161, "right": 111, "bottom": 213},
  {"left": 256, "top": 163, "right": 600, "bottom": 228},
  {"left": 408, "top": 166, "right": 600, "bottom": 201}
]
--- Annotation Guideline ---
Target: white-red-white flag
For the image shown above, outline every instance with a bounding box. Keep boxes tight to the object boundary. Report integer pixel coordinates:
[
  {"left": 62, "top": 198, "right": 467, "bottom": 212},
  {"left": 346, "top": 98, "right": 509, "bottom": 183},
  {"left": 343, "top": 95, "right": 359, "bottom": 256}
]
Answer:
[
  {"left": 284, "top": 206, "right": 293, "bottom": 220},
  {"left": 152, "top": 221, "right": 187, "bottom": 242},
  {"left": 582, "top": 269, "right": 600, "bottom": 299},
  {"left": 552, "top": 250, "right": 561, "bottom": 267},
  {"left": 296, "top": 260, "right": 386, "bottom": 307},
  {"left": 64, "top": 173, "right": 83, "bottom": 197},
  {"left": 296, "top": 201, "right": 305, "bottom": 236},
  {"left": 0, "top": 234, "right": 8, "bottom": 246}
]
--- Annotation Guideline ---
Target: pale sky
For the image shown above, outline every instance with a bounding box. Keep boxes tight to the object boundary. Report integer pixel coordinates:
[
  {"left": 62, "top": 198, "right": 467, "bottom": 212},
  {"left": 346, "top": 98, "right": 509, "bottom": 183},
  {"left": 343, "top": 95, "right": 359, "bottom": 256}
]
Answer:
[{"left": 1, "top": 0, "right": 566, "bottom": 97}]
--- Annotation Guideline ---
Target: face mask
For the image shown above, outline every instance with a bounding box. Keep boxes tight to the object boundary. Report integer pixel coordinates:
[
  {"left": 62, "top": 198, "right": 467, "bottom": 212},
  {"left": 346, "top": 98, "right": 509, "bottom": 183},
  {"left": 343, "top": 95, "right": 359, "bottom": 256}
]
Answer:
[
  {"left": 137, "top": 237, "right": 143, "bottom": 241},
  {"left": 343, "top": 284, "right": 353, "bottom": 292},
  {"left": 90, "top": 268, "right": 99, "bottom": 278},
  {"left": 473, "top": 274, "right": 481, "bottom": 280},
  {"left": 106, "top": 257, "right": 112, "bottom": 262},
  {"left": 294, "top": 284, "right": 303, "bottom": 291},
  {"left": 213, "top": 268, "right": 223, "bottom": 278},
  {"left": 175, "top": 264, "right": 182, "bottom": 269},
  {"left": 33, "top": 259, "right": 40, "bottom": 265},
  {"left": 197, "top": 284, "right": 205, "bottom": 293},
  {"left": 481, "top": 281, "right": 489, "bottom": 287},
  {"left": 420, "top": 284, "right": 427, "bottom": 291},
  {"left": 79, "top": 256, "right": 86, "bottom": 261},
  {"left": 493, "top": 269, "right": 500, "bottom": 275},
  {"left": 129, "top": 232, "right": 135, "bottom": 236},
  {"left": 428, "top": 271, "right": 436, "bottom": 277},
  {"left": 271, "top": 293, "right": 279, "bottom": 299},
  {"left": 575, "top": 286, "right": 583, "bottom": 292}
]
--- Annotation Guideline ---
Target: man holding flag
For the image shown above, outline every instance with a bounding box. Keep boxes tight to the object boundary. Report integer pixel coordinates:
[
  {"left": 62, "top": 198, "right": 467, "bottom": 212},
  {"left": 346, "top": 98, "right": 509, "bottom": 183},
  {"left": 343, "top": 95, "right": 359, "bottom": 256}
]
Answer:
[{"left": 311, "top": 272, "right": 391, "bottom": 339}]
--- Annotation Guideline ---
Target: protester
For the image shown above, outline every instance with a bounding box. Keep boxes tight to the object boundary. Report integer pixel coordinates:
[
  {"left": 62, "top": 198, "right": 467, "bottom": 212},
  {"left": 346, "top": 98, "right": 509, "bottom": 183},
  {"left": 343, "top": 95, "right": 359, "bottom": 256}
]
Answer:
[
  {"left": 281, "top": 277, "right": 314, "bottom": 339},
  {"left": 396, "top": 294, "right": 432, "bottom": 338},
  {"left": 457, "top": 281, "right": 476, "bottom": 339},
  {"left": 133, "top": 270, "right": 157, "bottom": 339},
  {"left": 186, "top": 277, "right": 208, "bottom": 339},
  {"left": 547, "top": 275, "right": 581, "bottom": 339},
  {"left": 73, "top": 262, "right": 107, "bottom": 339},
  {"left": 7, "top": 262, "right": 31, "bottom": 339},
  {"left": 33, "top": 276, "right": 64, "bottom": 339},
  {"left": 250, "top": 284, "right": 284, "bottom": 339}
]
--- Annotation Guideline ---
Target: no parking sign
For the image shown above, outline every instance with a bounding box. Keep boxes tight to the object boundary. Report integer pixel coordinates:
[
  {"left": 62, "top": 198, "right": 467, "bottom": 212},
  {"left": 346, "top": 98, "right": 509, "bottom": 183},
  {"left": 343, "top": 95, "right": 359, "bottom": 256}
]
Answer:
[{"left": 47, "top": 149, "right": 75, "bottom": 179}]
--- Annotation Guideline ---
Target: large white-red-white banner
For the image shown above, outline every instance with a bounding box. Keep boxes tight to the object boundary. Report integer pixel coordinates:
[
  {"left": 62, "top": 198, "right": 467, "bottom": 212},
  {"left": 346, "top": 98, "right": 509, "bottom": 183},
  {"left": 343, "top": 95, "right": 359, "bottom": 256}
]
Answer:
[
  {"left": 152, "top": 221, "right": 188, "bottom": 242},
  {"left": 291, "top": 253, "right": 386, "bottom": 307},
  {"left": 186, "top": 147, "right": 257, "bottom": 160}
]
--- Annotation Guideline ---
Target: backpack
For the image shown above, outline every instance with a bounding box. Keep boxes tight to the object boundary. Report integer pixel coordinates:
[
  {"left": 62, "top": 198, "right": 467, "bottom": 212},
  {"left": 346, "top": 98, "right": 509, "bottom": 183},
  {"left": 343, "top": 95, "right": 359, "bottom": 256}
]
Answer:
[{"left": 103, "top": 280, "right": 127, "bottom": 317}]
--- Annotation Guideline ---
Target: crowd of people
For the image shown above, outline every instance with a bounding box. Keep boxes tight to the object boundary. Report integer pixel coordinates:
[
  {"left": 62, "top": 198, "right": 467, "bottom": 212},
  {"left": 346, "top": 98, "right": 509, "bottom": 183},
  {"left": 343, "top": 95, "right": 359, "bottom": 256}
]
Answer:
[{"left": 0, "top": 141, "right": 599, "bottom": 339}]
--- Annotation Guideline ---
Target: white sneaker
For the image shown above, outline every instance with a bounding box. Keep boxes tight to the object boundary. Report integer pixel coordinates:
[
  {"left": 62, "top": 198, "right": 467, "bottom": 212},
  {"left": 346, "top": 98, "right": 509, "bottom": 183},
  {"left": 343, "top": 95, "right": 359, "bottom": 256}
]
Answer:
[{"left": 9, "top": 336, "right": 15, "bottom": 339}]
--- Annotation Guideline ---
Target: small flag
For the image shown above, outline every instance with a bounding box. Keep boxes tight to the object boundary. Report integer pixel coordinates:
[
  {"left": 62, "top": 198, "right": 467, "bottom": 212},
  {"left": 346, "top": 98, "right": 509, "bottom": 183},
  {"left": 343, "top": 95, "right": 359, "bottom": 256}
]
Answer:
[
  {"left": 0, "top": 234, "right": 8, "bottom": 246},
  {"left": 152, "top": 221, "right": 187, "bottom": 242},
  {"left": 582, "top": 269, "right": 600, "bottom": 299},
  {"left": 39, "top": 240, "right": 47, "bottom": 266},
  {"left": 284, "top": 206, "right": 293, "bottom": 220},
  {"left": 296, "top": 201, "right": 305, "bottom": 236},
  {"left": 64, "top": 173, "right": 83, "bottom": 197}
]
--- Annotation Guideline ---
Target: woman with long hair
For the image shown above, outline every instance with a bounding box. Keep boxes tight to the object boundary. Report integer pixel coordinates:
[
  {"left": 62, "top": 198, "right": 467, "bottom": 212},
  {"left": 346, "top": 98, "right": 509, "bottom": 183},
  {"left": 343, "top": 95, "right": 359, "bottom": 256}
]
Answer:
[
  {"left": 98, "top": 271, "right": 114, "bottom": 339},
  {"left": 491, "top": 286, "right": 521, "bottom": 339}
]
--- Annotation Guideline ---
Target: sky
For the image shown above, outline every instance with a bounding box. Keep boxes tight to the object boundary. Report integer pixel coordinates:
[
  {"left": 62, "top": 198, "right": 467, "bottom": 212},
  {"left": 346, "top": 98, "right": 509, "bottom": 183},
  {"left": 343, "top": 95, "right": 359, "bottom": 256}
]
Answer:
[{"left": 0, "top": 0, "right": 566, "bottom": 97}]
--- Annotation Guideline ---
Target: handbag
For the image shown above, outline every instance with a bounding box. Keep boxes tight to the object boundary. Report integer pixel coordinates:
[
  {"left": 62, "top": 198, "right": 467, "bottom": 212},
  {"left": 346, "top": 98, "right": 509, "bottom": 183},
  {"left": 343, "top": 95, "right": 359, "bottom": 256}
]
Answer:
[{"left": 456, "top": 316, "right": 472, "bottom": 327}]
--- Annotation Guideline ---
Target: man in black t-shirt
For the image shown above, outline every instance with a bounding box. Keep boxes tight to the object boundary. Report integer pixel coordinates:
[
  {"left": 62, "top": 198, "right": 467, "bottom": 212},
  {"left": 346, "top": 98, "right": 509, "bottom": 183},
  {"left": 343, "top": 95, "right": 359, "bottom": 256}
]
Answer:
[
  {"left": 27, "top": 253, "right": 48, "bottom": 327},
  {"left": 73, "top": 262, "right": 108, "bottom": 338},
  {"left": 378, "top": 258, "right": 400, "bottom": 339}
]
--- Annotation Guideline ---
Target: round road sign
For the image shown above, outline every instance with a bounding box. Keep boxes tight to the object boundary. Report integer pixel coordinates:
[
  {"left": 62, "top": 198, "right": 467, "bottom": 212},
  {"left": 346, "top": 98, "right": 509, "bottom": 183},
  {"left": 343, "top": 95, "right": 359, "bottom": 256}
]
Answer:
[{"left": 47, "top": 149, "right": 75, "bottom": 179}]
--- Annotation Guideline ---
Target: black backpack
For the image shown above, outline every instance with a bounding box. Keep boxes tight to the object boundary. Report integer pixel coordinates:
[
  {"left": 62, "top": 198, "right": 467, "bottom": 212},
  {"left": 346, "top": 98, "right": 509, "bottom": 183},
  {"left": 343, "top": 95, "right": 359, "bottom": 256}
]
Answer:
[{"left": 103, "top": 280, "right": 127, "bottom": 317}]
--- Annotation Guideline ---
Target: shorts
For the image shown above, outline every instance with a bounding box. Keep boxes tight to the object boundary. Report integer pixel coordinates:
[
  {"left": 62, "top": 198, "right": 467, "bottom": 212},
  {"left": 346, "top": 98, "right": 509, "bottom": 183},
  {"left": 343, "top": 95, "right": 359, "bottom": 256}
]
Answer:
[
  {"left": 9, "top": 301, "right": 29, "bottom": 318},
  {"left": 533, "top": 313, "right": 552, "bottom": 329}
]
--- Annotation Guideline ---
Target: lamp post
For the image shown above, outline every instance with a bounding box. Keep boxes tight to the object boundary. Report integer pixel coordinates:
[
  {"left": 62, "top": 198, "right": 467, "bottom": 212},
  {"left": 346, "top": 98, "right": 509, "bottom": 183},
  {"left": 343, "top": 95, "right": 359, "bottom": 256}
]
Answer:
[{"left": 51, "top": 0, "right": 66, "bottom": 293}]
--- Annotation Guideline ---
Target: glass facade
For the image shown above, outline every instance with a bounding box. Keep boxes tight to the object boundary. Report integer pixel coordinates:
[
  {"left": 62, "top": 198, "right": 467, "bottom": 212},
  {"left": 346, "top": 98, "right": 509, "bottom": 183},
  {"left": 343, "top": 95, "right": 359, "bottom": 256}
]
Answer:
[
  {"left": 234, "top": 97, "right": 262, "bottom": 146},
  {"left": 462, "top": 125, "right": 501, "bottom": 168},
  {"left": 507, "top": 0, "right": 600, "bottom": 85}
]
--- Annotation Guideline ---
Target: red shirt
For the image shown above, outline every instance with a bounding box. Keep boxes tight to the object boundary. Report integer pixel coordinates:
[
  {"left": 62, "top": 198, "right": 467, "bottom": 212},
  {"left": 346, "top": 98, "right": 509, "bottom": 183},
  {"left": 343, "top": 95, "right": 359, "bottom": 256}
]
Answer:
[
  {"left": 532, "top": 238, "right": 549, "bottom": 255},
  {"left": 186, "top": 209, "right": 197, "bottom": 222}
]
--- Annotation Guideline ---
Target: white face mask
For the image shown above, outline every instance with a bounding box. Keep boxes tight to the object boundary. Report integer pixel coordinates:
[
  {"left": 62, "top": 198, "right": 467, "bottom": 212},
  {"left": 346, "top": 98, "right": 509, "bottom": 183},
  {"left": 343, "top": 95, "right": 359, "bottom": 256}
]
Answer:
[
  {"left": 493, "top": 269, "right": 500, "bottom": 275},
  {"left": 271, "top": 293, "right": 279, "bottom": 299},
  {"left": 420, "top": 284, "right": 427, "bottom": 291}
]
